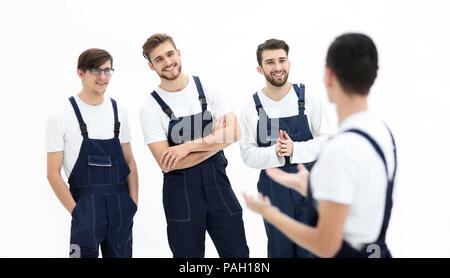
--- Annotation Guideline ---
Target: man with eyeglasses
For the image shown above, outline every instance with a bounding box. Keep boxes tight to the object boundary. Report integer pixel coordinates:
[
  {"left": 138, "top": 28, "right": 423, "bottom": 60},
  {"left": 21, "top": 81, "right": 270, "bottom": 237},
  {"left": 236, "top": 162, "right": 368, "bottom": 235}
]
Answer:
[{"left": 45, "top": 48, "right": 138, "bottom": 258}]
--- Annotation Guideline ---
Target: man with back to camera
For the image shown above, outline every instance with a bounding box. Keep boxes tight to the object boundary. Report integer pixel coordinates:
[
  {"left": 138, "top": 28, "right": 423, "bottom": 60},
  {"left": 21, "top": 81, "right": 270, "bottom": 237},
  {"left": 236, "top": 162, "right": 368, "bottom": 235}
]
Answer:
[
  {"left": 139, "top": 33, "right": 249, "bottom": 258},
  {"left": 244, "top": 33, "right": 397, "bottom": 258},
  {"left": 46, "top": 48, "right": 138, "bottom": 258},
  {"left": 239, "top": 38, "right": 333, "bottom": 258}
]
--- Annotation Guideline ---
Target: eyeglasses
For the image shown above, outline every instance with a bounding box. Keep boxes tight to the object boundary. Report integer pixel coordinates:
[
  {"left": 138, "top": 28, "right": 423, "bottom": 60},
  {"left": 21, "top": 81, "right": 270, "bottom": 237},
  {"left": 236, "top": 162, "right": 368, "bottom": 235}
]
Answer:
[{"left": 89, "top": 68, "right": 115, "bottom": 75}]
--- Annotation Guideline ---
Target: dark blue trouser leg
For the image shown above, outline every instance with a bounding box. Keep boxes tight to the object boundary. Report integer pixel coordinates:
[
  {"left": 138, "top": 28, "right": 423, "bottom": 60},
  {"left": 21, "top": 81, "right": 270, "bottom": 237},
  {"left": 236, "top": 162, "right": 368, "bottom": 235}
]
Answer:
[
  {"left": 258, "top": 170, "right": 312, "bottom": 258},
  {"left": 204, "top": 164, "right": 249, "bottom": 258},
  {"left": 164, "top": 164, "right": 249, "bottom": 258},
  {"left": 207, "top": 210, "right": 249, "bottom": 258},
  {"left": 165, "top": 178, "right": 207, "bottom": 258},
  {"left": 70, "top": 193, "right": 135, "bottom": 258},
  {"left": 70, "top": 194, "right": 99, "bottom": 258},
  {"left": 100, "top": 193, "right": 135, "bottom": 258}
]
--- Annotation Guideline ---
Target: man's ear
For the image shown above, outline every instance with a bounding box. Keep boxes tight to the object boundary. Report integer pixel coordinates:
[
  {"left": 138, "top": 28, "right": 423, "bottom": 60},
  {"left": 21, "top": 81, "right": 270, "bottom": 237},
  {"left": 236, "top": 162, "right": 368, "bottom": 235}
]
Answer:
[
  {"left": 77, "top": 69, "right": 85, "bottom": 80},
  {"left": 257, "top": 65, "right": 264, "bottom": 75},
  {"left": 324, "top": 67, "right": 333, "bottom": 88},
  {"left": 148, "top": 61, "right": 155, "bottom": 71}
]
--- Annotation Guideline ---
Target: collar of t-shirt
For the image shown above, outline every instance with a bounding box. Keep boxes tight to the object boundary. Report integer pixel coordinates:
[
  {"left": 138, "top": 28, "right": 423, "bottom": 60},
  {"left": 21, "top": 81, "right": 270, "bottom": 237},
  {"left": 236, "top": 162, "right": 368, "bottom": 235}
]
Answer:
[{"left": 75, "top": 95, "right": 108, "bottom": 110}]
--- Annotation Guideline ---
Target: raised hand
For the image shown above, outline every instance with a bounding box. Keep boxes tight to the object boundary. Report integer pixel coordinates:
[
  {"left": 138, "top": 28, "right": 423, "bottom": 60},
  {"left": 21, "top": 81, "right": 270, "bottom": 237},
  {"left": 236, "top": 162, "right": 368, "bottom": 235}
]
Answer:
[
  {"left": 243, "top": 192, "right": 277, "bottom": 216},
  {"left": 265, "top": 164, "right": 309, "bottom": 196}
]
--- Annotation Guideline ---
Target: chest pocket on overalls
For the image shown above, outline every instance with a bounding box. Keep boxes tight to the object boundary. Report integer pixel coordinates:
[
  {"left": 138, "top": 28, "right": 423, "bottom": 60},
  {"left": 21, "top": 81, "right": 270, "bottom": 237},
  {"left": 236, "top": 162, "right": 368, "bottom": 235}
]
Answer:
[{"left": 88, "top": 155, "right": 112, "bottom": 185}]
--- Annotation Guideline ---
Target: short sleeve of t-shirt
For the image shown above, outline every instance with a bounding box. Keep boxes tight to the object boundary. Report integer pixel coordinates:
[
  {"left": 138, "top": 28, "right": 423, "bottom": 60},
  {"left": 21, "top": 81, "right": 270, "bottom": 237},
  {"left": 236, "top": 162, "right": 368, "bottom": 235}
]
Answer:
[
  {"left": 310, "top": 135, "right": 361, "bottom": 205},
  {"left": 202, "top": 79, "right": 233, "bottom": 119},
  {"left": 139, "top": 97, "right": 168, "bottom": 145},
  {"left": 117, "top": 105, "right": 131, "bottom": 144},
  {"left": 45, "top": 111, "right": 65, "bottom": 152}
]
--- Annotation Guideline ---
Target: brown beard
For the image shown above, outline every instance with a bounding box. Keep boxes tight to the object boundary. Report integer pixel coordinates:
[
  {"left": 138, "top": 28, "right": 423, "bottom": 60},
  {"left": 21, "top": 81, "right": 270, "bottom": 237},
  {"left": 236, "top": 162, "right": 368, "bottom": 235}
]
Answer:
[
  {"left": 264, "top": 70, "right": 289, "bottom": 87},
  {"left": 158, "top": 63, "right": 182, "bottom": 81}
]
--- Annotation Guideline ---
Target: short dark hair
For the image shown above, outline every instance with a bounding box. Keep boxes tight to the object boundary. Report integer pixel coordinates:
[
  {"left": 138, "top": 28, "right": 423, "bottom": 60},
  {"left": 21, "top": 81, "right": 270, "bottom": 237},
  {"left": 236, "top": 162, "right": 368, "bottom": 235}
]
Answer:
[
  {"left": 77, "top": 48, "right": 113, "bottom": 72},
  {"left": 142, "top": 33, "right": 177, "bottom": 62},
  {"left": 256, "top": 39, "right": 289, "bottom": 66},
  {"left": 326, "top": 33, "right": 378, "bottom": 95}
]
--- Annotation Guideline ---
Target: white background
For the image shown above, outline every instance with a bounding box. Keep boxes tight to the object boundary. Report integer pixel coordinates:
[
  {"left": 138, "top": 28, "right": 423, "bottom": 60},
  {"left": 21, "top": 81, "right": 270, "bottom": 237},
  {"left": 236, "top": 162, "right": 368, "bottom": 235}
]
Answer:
[{"left": 1, "top": 0, "right": 449, "bottom": 258}]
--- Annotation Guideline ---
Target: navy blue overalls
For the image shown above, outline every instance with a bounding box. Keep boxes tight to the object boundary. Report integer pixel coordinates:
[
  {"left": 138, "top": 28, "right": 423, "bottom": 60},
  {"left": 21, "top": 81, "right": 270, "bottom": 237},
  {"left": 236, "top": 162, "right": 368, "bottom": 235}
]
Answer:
[
  {"left": 253, "top": 83, "right": 314, "bottom": 258},
  {"left": 68, "top": 96, "right": 137, "bottom": 258},
  {"left": 151, "top": 76, "right": 249, "bottom": 258},
  {"left": 306, "top": 127, "right": 397, "bottom": 258}
]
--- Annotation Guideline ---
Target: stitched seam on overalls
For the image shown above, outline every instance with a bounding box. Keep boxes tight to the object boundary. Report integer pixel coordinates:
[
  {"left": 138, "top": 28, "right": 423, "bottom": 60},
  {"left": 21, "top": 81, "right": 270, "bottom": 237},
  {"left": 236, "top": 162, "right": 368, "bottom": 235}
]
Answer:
[
  {"left": 166, "top": 171, "right": 190, "bottom": 222},
  {"left": 183, "top": 170, "right": 191, "bottom": 221},
  {"left": 270, "top": 177, "right": 274, "bottom": 204},
  {"left": 212, "top": 166, "right": 241, "bottom": 216},
  {"left": 117, "top": 194, "right": 122, "bottom": 247},
  {"left": 91, "top": 194, "right": 96, "bottom": 243}
]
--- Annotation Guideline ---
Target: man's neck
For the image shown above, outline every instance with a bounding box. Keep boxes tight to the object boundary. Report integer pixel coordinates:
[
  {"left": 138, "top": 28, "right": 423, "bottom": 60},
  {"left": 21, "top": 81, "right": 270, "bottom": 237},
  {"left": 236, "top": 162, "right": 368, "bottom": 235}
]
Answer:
[
  {"left": 159, "top": 73, "right": 189, "bottom": 92},
  {"left": 336, "top": 92, "right": 369, "bottom": 126},
  {"left": 78, "top": 90, "right": 104, "bottom": 106},
  {"left": 262, "top": 82, "right": 292, "bottom": 101}
]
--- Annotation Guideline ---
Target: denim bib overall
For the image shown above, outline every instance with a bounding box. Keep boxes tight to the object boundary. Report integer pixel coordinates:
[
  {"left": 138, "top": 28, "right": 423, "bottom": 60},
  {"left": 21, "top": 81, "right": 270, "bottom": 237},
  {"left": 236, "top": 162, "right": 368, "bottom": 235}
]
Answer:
[
  {"left": 253, "top": 84, "right": 314, "bottom": 258},
  {"left": 68, "top": 97, "right": 136, "bottom": 258},
  {"left": 306, "top": 127, "right": 397, "bottom": 258},
  {"left": 151, "top": 76, "right": 249, "bottom": 258}
]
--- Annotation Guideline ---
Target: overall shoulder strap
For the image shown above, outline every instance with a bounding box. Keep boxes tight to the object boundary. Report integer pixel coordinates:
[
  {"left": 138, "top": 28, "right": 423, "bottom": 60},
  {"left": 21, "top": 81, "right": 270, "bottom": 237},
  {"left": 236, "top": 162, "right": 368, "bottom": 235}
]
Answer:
[
  {"left": 110, "top": 98, "right": 120, "bottom": 138},
  {"left": 292, "top": 83, "right": 305, "bottom": 115},
  {"left": 343, "top": 127, "right": 397, "bottom": 243},
  {"left": 252, "top": 92, "right": 265, "bottom": 116},
  {"left": 384, "top": 125, "right": 398, "bottom": 181},
  {"left": 193, "top": 76, "right": 207, "bottom": 112},
  {"left": 151, "top": 91, "right": 176, "bottom": 119},
  {"left": 68, "top": 96, "right": 88, "bottom": 139}
]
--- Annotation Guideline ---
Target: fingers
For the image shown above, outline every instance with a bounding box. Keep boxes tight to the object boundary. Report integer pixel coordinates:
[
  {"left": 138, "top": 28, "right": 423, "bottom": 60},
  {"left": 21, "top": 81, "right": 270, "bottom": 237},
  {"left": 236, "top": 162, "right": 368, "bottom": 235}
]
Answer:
[
  {"left": 276, "top": 137, "right": 283, "bottom": 156},
  {"left": 161, "top": 148, "right": 177, "bottom": 170},
  {"left": 163, "top": 155, "right": 172, "bottom": 171},
  {"left": 243, "top": 191, "right": 272, "bottom": 214},
  {"left": 167, "top": 154, "right": 178, "bottom": 171},
  {"left": 266, "top": 167, "right": 298, "bottom": 189},
  {"left": 277, "top": 142, "right": 289, "bottom": 156},
  {"left": 160, "top": 149, "right": 170, "bottom": 168},
  {"left": 265, "top": 168, "right": 284, "bottom": 181}
]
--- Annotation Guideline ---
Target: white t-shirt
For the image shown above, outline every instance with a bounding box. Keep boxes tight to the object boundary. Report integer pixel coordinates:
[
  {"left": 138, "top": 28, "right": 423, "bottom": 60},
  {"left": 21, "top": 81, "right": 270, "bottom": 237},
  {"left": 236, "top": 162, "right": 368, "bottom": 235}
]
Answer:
[
  {"left": 310, "top": 111, "right": 396, "bottom": 250},
  {"left": 45, "top": 95, "right": 131, "bottom": 179},
  {"left": 239, "top": 85, "right": 334, "bottom": 169},
  {"left": 139, "top": 75, "right": 232, "bottom": 145}
]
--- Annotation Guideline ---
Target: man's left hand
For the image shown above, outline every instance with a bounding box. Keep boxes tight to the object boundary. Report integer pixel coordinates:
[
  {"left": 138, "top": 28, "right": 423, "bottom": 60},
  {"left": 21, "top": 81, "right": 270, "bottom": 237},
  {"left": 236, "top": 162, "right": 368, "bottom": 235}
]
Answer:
[{"left": 160, "top": 144, "right": 191, "bottom": 172}]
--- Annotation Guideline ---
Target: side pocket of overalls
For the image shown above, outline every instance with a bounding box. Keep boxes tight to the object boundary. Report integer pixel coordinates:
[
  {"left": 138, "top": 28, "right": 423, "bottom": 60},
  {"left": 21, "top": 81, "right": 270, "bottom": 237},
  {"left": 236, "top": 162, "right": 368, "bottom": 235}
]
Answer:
[
  {"left": 162, "top": 171, "right": 191, "bottom": 222},
  {"left": 70, "top": 196, "right": 97, "bottom": 250},
  {"left": 213, "top": 166, "right": 242, "bottom": 215}
]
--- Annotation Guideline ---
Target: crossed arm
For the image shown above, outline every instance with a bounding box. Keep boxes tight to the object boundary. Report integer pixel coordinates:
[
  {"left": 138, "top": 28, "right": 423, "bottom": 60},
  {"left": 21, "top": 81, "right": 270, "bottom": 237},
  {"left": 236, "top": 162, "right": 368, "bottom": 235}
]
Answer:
[
  {"left": 243, "top": 165, "right": 350, "bottom": 258},
  {"left": 149, "top": 112, "right": 240, "bottom": 172}
]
